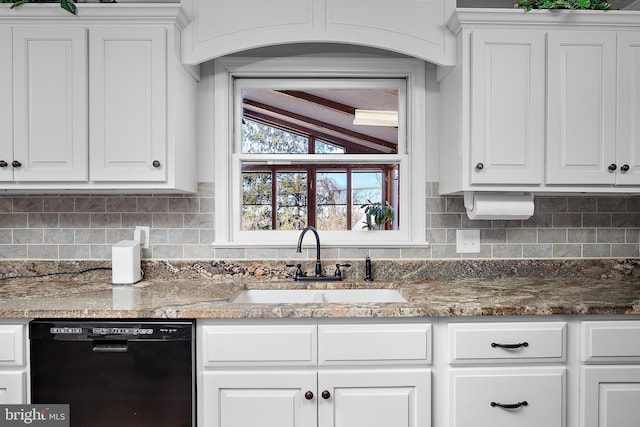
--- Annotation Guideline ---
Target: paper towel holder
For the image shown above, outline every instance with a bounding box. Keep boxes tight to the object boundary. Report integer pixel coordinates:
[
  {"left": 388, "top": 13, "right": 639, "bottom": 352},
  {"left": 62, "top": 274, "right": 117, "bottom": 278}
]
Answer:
[{"left": 463, "top": 191, "right": 535, "bottom": 221}]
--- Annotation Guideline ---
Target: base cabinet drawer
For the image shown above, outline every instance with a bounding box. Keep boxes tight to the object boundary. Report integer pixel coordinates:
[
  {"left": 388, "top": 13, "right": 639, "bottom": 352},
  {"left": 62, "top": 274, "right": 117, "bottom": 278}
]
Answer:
[
  {"left": 450, "top": 367, "right": 565, "bottom": 427},
  {"left": 200, "top": 325, "right": 317, "bottom": 367},
  {"left": 582, "top": 321, "right": 640, "bottom": 362},
  {"left": 449, "top": 322, "right": 566, "bottom": 364}
]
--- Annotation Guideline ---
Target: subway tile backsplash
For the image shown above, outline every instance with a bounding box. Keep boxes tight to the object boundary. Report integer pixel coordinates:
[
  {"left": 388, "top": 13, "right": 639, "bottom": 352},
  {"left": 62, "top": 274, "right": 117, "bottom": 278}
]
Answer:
[{"left": 0, "top": 182, "right": 638, "bottom": 260}]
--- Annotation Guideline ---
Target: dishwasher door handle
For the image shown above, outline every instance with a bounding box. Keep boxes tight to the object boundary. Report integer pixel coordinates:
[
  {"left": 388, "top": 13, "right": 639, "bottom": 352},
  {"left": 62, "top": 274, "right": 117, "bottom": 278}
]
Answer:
[{"left": 93, "top": 342, "right": 128, "bottom": 353}]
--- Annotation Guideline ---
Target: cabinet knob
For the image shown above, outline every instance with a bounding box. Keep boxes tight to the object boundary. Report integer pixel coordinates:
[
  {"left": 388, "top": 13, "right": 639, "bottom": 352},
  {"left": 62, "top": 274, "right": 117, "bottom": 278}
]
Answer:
[
  {"left": 475, "top": 162, "right": 484, "bottom": 170},
  {"left": 152, "top": 160, "right": 161, "bottom": 168},
  {"left": 608, "top": 163, "right": 617, "bottom": 171},
  {"left": 321, "top": 390, "right": 331, "bottom": 400},
  {"left": 304, "top": 391, "right": 314, "bottom": 400},
  {"left": 0, "top": 160, "right": 7, "bottom": 168},
  {"left": 621, "top": 164, "right": 630, "bottom": 172},
  {"left": 12, "top": 160, "right": 22, "bottom": 168}
]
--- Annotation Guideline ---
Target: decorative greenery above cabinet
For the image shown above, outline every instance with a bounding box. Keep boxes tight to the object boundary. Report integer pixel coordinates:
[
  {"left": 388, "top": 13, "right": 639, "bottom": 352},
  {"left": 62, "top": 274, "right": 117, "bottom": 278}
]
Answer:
[
  {"left": 0, "top": 4, "right": 197, "bottom": 193},
  {"left": 439, "top": 9, "right": 640, "bottom": 195}
]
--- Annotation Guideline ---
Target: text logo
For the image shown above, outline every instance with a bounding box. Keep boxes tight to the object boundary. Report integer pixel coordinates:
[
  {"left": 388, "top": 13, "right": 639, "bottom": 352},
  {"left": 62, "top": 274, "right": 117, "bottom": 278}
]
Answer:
[{"left": 0, "top": 405, "right": 69, "bottom": 426}]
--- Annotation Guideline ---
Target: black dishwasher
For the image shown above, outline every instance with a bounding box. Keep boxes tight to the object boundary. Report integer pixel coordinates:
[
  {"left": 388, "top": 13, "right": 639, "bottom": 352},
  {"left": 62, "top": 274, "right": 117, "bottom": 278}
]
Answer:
[{"left": 29, "top": 319, "right": 194, "bottom": 427}]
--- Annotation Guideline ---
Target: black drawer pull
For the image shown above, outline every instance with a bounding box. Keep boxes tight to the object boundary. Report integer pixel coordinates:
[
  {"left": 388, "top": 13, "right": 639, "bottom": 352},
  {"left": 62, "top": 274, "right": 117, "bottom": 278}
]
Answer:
[
  {"left": 491, "top": 400, "right": 528, "bottom": 409},
  {"left": 491, "top": 341, "right": 529, "bottom": 349}
]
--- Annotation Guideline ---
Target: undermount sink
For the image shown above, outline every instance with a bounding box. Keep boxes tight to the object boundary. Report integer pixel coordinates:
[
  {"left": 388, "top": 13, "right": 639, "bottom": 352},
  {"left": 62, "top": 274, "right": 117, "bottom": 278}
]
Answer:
[{"left": 230, "top": 289, "right": 407, "bottom": 304}]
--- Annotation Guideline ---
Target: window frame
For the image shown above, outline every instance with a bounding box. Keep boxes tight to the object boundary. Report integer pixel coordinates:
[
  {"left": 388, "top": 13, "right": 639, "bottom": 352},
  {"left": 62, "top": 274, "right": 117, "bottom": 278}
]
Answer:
[{"left": 214, "top": 57, "right": 427, "bottom": 247}]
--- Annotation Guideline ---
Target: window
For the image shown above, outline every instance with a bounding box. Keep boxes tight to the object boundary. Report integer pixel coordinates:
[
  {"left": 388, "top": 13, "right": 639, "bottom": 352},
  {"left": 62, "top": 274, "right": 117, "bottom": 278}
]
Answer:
[{"left": 214, "top": 57, "right": 427, "bottom": 247}]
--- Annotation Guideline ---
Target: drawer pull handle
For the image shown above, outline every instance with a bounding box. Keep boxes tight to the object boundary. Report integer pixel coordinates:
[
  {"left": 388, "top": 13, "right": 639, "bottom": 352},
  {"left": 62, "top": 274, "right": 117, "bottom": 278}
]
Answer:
[
  {"left": 491, "top": 341, "right": 528, "bottom": 349},
  {"left": 491, "top": 401, "right": 528, "bottom": 409}
]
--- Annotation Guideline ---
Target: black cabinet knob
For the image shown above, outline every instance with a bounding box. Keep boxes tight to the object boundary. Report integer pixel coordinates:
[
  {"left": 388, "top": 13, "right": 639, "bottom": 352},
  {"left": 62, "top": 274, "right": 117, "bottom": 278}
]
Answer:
[
  {"left": 152, "top": 160, "right": 161, "bottom": 168},
  {"left": 304, "top": 391, "right": 314, "bottom": 400},
  {"left": 321, "top": 390, "right": 331, "bottom": 400},
  {"left": 608, "top": 163, "right": 617, "bottom": 171},
  {"left": 621, "top": 164, "right": 630, "bottom": 172},
  {"left": 475, "top": 162, "right": 484, "bottom": 170},
  {"left": 0, "top": 160, "right": 7, "bottom": 168},
  {"left": 12, "top": 160, "right": 21, "bottom": 168}
]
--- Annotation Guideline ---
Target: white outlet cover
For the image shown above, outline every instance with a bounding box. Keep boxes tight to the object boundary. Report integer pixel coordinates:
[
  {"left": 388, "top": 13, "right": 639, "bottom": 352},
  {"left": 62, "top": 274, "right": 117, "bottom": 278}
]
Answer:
[{"left": 456, "top": 229, "right": 480, "bottom": 253}]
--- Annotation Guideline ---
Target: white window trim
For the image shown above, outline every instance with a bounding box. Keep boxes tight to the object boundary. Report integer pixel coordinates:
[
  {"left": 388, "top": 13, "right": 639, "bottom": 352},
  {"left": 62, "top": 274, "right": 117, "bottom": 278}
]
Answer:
[{"left": 213, "top": 57, "right": 427, "bottom": 248}]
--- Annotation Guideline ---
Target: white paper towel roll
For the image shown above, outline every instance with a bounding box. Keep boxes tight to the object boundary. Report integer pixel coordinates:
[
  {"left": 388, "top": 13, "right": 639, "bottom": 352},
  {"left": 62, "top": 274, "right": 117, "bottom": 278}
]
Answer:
[{"left": 464, "top": 192, "right": 534, "bottom": 220}]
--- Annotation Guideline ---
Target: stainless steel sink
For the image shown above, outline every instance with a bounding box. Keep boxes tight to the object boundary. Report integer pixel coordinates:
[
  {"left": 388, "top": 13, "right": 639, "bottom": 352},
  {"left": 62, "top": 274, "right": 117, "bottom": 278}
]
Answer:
[{"left": 230, "top": 289, "right": 406, "bottom": 304}]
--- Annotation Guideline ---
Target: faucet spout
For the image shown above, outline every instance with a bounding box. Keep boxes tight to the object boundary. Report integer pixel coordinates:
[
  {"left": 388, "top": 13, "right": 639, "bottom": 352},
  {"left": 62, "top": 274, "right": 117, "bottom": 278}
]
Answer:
[{"left": 297, "top": 226, "right": 322, "bottom": 277}]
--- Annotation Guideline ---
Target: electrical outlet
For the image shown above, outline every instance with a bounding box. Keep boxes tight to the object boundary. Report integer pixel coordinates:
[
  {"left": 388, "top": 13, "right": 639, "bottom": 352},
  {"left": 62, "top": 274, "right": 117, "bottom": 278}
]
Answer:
[
  {"left": 135, "top": 226, "right": 150, "bottom": 249},
  {"left": 456, "top": 229, "right": 480, "bottom": 254}
]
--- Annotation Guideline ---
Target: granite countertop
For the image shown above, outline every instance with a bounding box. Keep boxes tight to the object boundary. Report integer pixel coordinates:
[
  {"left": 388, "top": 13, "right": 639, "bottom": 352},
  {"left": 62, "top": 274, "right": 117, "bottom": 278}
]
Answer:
[{"left": 0, "top": 259, "right": 638, "bottom": 319}]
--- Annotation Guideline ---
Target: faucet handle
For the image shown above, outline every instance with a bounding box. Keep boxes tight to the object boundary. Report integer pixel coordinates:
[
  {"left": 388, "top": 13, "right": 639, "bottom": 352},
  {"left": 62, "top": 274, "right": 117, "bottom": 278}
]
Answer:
[
  {"left": 286, "top": 263, "right": 304, "bottom": 281},
  {"left": 334, "top": 263, "right": 351, "bottom": 279}
]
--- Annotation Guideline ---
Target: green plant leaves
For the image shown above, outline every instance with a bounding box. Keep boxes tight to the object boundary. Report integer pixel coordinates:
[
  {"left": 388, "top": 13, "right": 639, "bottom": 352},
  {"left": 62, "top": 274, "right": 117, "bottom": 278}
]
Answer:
[
  {"left": 1, "top": 0, "right": 77, "bottom": 14},
  {"left": 514, "top": 0, "right": 612, "bottom": 10},
  {"left": 361, "top": 201, "right": 395, "bottom": 230}
]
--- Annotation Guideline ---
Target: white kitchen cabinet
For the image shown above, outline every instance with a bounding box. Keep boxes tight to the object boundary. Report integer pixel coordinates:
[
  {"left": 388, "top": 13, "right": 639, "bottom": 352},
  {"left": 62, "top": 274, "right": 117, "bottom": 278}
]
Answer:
[
  {"left": 440, "top": 26, "right": 546, "bottom": 194},
  {"left": 450, "top": 367, "right": 565, "bottom": 427},
  {"left": 441, "top": 9, "right": 640, "bottom": 195},
  {"left": 616, "top": 32, "right": 640, "bottom": 185},
  {"left": 11, "top": 26, "right": 88, "bottom": 182},
  {"left": 198, "top": 322, "right": 432, "bottom": 427},
  {"left": 0, "top": 26, "right": 11, "bottom": 182},
  {"left": 546, "top": 31, "right": 617, "bottom": 185},
  {"left": 0, "top": 5, "right": 197, "bottom": 193},
  {"left": 86, "top": 19, "right": 196, "bottom": 191},
  {"left": 469, "top": 30, "right": 545, "bottom": 186},
  {"left": 89, "top": 27, "right": 167, "bottom": 183},
  {"left": 581, "top": 366, "right": 640, "bottom": 427},
  {"left": 202, "top": 371, "right": 317, "bottom": 427},
  {"left": 581, "top": 320, "right": 640, "bottom": 427},
  {"left": 0, "top": 322, "right": 28, "bottom": 404},
  {"left": 181, "top": 0, "right": 455, "bottom": 66},
  {"left": 0, "top": 372, "right": 25, "bottom": 404},
  {"left": 447, "top": 322, "right": 566, "bottom": 427},
  {"left": 318, "top": 369, "right": 429, "bottom": 427},
  {"left": 202, "top": 369, "right": 429, "bottom": 427},
  {"left": 448, "top": 322, "right": 566, "bottom": 364}
]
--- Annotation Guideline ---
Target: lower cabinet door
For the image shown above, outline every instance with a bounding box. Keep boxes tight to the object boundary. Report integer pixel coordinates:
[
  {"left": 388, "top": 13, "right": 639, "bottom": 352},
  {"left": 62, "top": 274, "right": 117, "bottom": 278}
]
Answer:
[
  {"left": 200, "top": 370, "right": 317, "bottom": 427},
  {"left": 318, "top": 369, "right": 431, "bottom": 427},
  {"left": 582, "top": 366, "right": 640, "bottom": 427},
  {"left": 0, "top": 371, "right": 26, "bottom": 404},
  {"left": 450, "top": 367, "right": 565, "bottom": 427}
]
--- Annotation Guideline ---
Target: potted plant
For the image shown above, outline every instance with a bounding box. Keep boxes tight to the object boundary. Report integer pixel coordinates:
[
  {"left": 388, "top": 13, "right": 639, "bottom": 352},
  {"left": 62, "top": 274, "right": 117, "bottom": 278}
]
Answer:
[
  {"left": 0, "top": 0, "right": 117, "bottom": 15},
  {"left": 514, "top": 0, "right": 612, "bottom": 10},
  {"left": 361, "top": 201, "right": 395, "bottom": 231}
]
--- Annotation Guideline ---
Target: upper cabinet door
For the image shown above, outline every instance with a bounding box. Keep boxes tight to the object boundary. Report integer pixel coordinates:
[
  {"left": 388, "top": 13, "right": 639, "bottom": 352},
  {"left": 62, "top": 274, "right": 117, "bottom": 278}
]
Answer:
[
  {"left": 470, "top": 30, "right": 545, "bottom": 185},
  {"left": 89, "top": 27, "right": 167, "bottom": 182},
  {"left": 616, "top": 32, "right": 640, "bottom": 186},
  {"left": 0, "top": 27, "right": 12, "bottom": 182},
  {"left": 12, "top": 26, "right": 88, "bottom": 182},
  {"left": 546, "top": 31, "right": 617, "bottom": 185}
]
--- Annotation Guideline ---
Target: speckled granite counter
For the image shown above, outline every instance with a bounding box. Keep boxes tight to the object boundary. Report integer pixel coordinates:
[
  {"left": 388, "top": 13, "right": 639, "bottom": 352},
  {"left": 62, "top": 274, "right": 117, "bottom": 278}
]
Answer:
[{"left": 0, "top": 259, "right": 638, "bottom": 319}]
